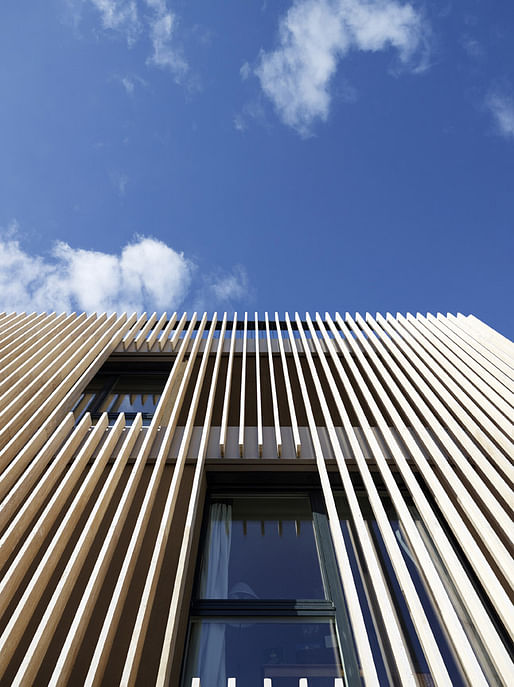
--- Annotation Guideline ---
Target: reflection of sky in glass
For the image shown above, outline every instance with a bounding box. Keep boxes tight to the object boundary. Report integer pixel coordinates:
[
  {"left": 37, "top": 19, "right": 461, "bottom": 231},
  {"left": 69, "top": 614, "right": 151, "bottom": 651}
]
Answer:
[
  {"left": 391, "top": 521, "right": 465, "bottom": 687},
  {"left": 200, "top": 496, "right": 325, "bottom": 600},
  {"left": 184, "top": 619, "right": 343, "bottom": 687},
  {"left": 103, "top": 393, "right": 160, "bottom": 414},
  {"left": 74, "top": 373, "right": 169, "bottom": 426},
  {"left": 335, "top": 491, "right": 466, "bottom": 687},
  {"left": 339, "top": 519, "right": 390, "bottom": 686}
]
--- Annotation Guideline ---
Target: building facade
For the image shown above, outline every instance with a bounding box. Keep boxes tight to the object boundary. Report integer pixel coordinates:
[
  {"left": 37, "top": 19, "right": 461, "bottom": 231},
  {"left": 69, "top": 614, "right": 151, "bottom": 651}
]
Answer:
[{"left": 0, "top": 310, "right": 512, "bottom": 686}]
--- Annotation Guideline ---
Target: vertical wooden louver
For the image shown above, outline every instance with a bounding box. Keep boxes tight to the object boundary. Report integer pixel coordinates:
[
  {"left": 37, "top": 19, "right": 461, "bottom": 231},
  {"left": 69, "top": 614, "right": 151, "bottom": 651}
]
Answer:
[{"left": 0, "top": 311, "right": 511, "bottom": 686}]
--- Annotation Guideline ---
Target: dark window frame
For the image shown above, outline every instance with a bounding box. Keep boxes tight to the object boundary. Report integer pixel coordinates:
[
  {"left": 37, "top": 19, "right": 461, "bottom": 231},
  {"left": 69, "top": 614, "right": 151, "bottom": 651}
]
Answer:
[
  {"left": 182, "top": 485, "right": 362, "bottom": 687},
  {"left": 73, "top": 358, "right": 173, "bottom": 425}
]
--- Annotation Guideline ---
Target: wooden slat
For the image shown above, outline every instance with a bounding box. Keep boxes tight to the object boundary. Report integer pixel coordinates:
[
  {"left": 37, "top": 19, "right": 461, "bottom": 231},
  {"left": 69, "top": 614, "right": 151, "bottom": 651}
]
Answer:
[
  {"left": 0, "top": 312, "right": 96, "bottom": 413},
  {"left": 0, "top": 311, "right": 17, "bottom": 329},
  {"left": 156, "top": 315, "right": 228, "bottom": 686},
  {"left": 377, "top": 313, "right": 513, "bottom": 544},
  {"left": 0, "top": 414, "right": 112, "bottom": 679},
  {"left": 12, "top": 414, "right": 139, "bottom": 685},
  {"left": 301, "top": 315, "right": 417, "bottom": 686},
  {"left": 49, "top": 319, "right": 198, "bottom": 686},
  {"left": 345, "top": 314, "right": 514, "bottom": 655},
  {"left": 84, "top": 314, "right": 208, "bottom": 687},
  {"left": 238, "top": 312, "right": 248, "bottom": 457},
  {"left": 275, "top": 312, "right": 301, "bottom": 456},
  {"left": 265, "top": 312, "right": 282, "bottom": 457},
  {"left": 412, "top": 314, "right": 513, "bottom": 435},
  {"left": 323, "top": 314, "right": 495, "bottom": 685},
  {"left": 463, "top": 314, "right": 514, "bottom": 358},
  {"left": 0, "top": 309, "right": 510, "bottom": 686},
  {"left": 123, "top": 312, "right": 148, "bottom": 350},
  {"left": 255, "top": 312, "right": 263, "bottom": 456},
  {"left": 167, "top": 311, "right": 187, "bottom": 351},
  {"left": 421, "top": 314, "right": 513, "bottom": 422},
  {"left": 220, "top": 313, "right": 238, "bottom": 456},
  {"left": 0, "top": 412, "right": 75, "bottom": 523},
  {"left": 312, "top": 315, "right": 488, "bottom": 685},
  {"left": 0, "top": 312, "right": 72, "bottom": 378},
  {"left": 0, "top": 312, "right": 135, "bottom": 471},
  {"left": 134, "top": 312, "right": 158, "bottom": 350},
  {"left": 393, "top": 313, "right": 514, "bottom": 476},
  {"left": 284, "top": 313, "right": 379, "bottom": 687},
  {"left": 0, "top": 312, "right": 29, "bottom": 341},
  {"left": 0, "top": 312, "right": 50, "bottom": 355},
  {"left": 0, "top": 312, "right": 24, "bottom": 337},
  {"left": 146, "top": 311, "right": 168, "bottom": 350},
  {"left": 454, "top": 314, "right": 514, "bottom": 369},
  {"left": 122, "top": 315, "right": 219, "bottom": 686},
  {"left": 0, "top": 313, "right": 105, "bottom": 442},
  {"left": 434, "top": 314, "right": 513, "bottom": 398},
  {"left": 447, "top": 314, "right": 514, "bottom": 384}
]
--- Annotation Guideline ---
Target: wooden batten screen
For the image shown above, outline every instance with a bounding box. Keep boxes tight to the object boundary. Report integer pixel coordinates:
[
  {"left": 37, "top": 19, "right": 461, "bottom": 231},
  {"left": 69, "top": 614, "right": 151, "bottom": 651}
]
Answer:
[{"left": 0, "top": 311, "right": 512, "bottom": 686}]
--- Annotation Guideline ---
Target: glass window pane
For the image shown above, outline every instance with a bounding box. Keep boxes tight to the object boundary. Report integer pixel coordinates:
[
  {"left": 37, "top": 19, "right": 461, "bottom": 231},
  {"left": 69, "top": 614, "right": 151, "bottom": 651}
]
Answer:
[
  {"left": 334, "top": 490, "right": 469, "bottom": 687},
  {"left": 108, "top": 375, "right": 167, "bottom": 413},
  {"left": 198, "top": 496, "right": 326, "bottom": 600},
  {"left": 183, "top": 618, "right": 344, "bottom": 687}
]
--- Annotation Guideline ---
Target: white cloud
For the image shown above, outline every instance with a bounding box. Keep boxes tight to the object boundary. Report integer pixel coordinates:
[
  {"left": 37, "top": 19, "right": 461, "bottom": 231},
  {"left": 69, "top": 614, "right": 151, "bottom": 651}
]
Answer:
[
  {"left": 192, "top": 266, "right": 250, "bottom": 313},
  {"left": 89, "top": 0, "right": 140, "bottom": 43},
  {"left": 255, "top": 0, "right": 429, "bottom": 135},
  {"left": 460, "top": 35, "right": 484, "bottom": 60},
  {"left": 240, "top": 62, "right": 251, "bottom": 81},
  {"left": 232, "top": 98, "right": 269, "bottom": 133},
  {"left": 233, "top": 114, "right": 247, "bottom": 132},
  {"left": 121, "top": 76, "right": 135, "bottom": 93},
  {"left": 118, "top": 73, "right": 148, "bottom": 94},
  {"left": 210, "top": 266, "right": 248, "bottom": 302},
  {"left": 0, "top": 226, "right": 249, "bottom": 313},
  {"left": 486, "top": 91, "right": 514, "bottom": 139},
  {"left": 77, "top": 1, "right": 187, "bottom": 79},
  {"left": 110, "top": 170, "right": 129, "bottom": 195},
  {"left": 144, "top": 0, "right": 188, "bottom": 80}
]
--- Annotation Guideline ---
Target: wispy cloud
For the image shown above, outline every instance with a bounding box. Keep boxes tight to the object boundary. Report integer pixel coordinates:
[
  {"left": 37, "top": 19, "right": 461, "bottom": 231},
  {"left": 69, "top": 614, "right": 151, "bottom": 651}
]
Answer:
[
  {"left": 486, "top": 91, "right": 514, "bottom": 139},
  {"left": 117, "top": 73, "right": 148, "bottom": 95},
  {"left": 110, "top": 170, "right": 129, "bottom": 195},
  {"left": 121, "top": 76, "right": 135, "bottom": 94},
  {"left": 255, "top": 0, "right": 430, "bottom": 136},
  {"left": 89, "top": 0, "right": 140, "bottom": 43},
  {"left": 460, "top": 34, "right": 484, "bottom": 60},
  {"left": 209, "top": 266, "right": 248, "bottom": 302},
  {"left": 192, "top": 266, "right": 250, "bottom": 312},
  {"left": 74, "top": 0, "right": 187, "bottom": 80},
  {"left": 240, "top": 62, "right": 251, "bottom": 81},
  {"left": 233, "top": 114, "right": 247, "bottom": 132},
  {"left": 233, "top": 97, "right": 268, "bottom": 133},
  {"left": 0, "top": 223, "right": 249, "bottom": 313},
  {"left": 144, "top": 0, "right": 188, "bottom": 80}
]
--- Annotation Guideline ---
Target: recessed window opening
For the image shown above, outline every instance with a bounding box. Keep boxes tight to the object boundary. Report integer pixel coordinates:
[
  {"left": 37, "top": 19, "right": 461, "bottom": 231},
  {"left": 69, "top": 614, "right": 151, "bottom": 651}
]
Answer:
[
  {"left": 73, "top": 359, "right": 172, "bottom": 425},
  {"left": 182, "top": 490, "right": 360, "bottom": 687},
  {"left": 335, "top": 481, "right": 471, "bottom": 687}
]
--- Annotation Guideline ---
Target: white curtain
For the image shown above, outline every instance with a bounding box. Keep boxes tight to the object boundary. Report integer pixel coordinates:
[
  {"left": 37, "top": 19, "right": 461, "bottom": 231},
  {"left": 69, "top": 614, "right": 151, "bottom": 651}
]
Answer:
[{"left": 197, "top": 503, "right": 232, "bottom": 687}]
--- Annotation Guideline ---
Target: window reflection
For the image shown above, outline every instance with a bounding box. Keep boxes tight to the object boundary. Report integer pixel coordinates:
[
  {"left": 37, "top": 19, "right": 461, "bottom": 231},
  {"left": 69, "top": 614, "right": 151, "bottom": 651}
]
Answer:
[
  {"left": 73, "top": 371, "right": 168, "bottom": 425},
  {"left": 335, "top": 489, "right": 467, "bottom": 687},
  {"left": 198, "top": 496, "right": 326, "bottom": 601},
  {"left": 184, "top": 619, "right": 344, "bottom": 687}
]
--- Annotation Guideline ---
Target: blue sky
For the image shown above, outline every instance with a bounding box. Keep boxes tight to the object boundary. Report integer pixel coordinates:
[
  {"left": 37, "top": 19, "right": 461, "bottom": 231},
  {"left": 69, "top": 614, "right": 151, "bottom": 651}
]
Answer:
[{"left": 0, "top": 0, "right": 513, "bottom": 337}]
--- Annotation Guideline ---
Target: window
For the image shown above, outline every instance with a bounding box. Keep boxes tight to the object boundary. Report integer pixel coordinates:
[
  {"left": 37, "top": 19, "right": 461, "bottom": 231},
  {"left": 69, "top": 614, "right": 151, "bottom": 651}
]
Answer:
[
  {"left": 181, "top": 491, "right": 361, "bottom": 687},
  {"left": 73, "top": 359, "right": 171, "bottom": 425},
  {"left": 335, "top": 485, "right": 469, "bottom": 687}
]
